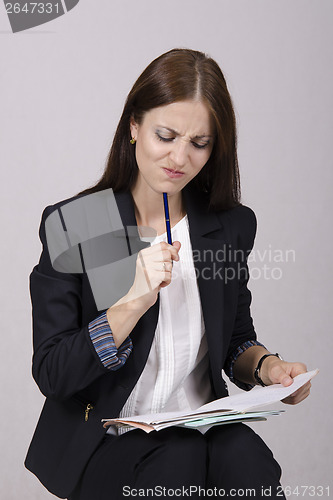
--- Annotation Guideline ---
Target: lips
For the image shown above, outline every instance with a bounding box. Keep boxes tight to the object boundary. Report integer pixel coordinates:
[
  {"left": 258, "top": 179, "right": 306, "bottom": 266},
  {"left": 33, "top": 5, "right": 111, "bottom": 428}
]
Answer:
[
  {"left": 165, "top": 168, "right": 183, "bottom": 174},
  {"left": 163, "top": 168, "right": 185, "bottom": 179}
]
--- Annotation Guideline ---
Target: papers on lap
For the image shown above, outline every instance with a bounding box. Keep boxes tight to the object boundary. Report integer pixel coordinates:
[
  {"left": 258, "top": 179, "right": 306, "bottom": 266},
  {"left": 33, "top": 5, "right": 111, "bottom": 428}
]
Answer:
[{"left": 102, "top": 369, "right": 318, "bottom": 434}]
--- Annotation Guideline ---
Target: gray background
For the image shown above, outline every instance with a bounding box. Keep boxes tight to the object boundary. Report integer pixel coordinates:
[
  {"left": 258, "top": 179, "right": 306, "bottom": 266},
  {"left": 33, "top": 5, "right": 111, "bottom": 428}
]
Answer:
[{"left": 1, "top": 0, "right": 332, "bottom": 498}]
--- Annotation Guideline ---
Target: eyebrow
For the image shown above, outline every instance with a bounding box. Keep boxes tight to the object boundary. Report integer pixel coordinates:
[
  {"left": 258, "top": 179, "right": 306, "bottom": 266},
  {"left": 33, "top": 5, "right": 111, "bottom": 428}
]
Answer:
[{"left": 157, "top": 126, "right": 213, "bottom": 140}]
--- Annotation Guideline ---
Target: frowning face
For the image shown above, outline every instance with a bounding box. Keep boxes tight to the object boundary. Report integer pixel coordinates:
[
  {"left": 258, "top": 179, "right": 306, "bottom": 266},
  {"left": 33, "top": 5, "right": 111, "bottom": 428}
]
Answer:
[{"left": 130, "top": 100, "right": 214, "bottom": 196}]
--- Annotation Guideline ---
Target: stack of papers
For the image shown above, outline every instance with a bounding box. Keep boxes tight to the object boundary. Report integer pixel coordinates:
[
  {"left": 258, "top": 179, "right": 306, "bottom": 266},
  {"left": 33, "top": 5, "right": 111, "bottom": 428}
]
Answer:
[{"left": 102, "top": 369, "right": 318, "bottom": 433}]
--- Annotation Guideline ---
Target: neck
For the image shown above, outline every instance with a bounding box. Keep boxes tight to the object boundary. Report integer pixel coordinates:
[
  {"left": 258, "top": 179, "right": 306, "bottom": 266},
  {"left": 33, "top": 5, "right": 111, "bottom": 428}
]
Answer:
[{"left": 130, "top": 178, "right": 185, "bottom": 227}]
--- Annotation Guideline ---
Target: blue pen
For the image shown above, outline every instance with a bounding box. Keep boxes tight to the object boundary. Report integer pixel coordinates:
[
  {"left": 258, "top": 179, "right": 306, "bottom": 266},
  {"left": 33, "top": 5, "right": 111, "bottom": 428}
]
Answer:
[{"left": 163, "top": 192, "right": 172, "bottom": 245}]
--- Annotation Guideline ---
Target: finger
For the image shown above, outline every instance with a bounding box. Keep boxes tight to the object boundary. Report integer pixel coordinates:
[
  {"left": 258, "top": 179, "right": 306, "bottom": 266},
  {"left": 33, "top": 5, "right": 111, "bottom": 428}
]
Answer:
[
  {"left": 158, "top": 260, "right": 174, "bottom": 288},
  {"left": 282, "top": 382, "right": 312, "bottom": 405},
  {"left": 149, "top": 247, "right": 173, "bottom": 268},
  {"left": 172, "top": 241, "right": 181, "bottom": 251},
  {"left": 138, "top": 250, "right": 170, "bottom": 291},
  {"left": 163, "top": 261, "right": 173, "bottom": 272},
  {"left": 282, "top": 387, "right": 311, "bottom": 405},
  {"left": 152, "top": 244, "right": 176, "bottom": 264},
  {"left": 159, "top": 241, "right": 180, "bottom": 262},
  {"left": 290, "top": 381, "right": 311, "bottom": 399},
  {"left": 287, "top": 383, "right": 309, "bottom": 399},
  {"left": 288, "top": 362, "right": 308, "bottom": 378},
  {"left": 269, "top": 363, "right": 294, "bottom": 387},
  {"left": 290, "top": 382, "right": 311, "bottom": 398},
  {"left": 156, "top": 261, "right": 172, "bottom": 276}
]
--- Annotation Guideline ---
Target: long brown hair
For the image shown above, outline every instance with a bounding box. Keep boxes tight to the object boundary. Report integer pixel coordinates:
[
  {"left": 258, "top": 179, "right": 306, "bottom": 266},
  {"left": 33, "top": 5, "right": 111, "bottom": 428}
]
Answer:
[{"left": 79, "top": 48, "right": 241, "bottom": 211}]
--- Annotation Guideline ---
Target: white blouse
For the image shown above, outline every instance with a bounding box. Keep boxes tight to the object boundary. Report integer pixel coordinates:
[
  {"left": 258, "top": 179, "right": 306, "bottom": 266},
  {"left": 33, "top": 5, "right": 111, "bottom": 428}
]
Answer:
[{"left": 108, "top": 214, "right": 214, "bottom": 435}]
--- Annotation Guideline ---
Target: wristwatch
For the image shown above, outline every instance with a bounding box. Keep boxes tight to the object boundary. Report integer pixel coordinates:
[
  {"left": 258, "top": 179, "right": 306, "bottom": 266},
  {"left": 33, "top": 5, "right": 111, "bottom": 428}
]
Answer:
[{"left": 254, "top": 353, "right": 283, "bottom": 387}]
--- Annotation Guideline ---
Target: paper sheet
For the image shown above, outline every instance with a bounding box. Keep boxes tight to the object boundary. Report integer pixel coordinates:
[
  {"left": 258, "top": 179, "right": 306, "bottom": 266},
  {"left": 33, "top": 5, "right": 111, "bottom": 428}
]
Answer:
[{"left": 102, "top": 369, "right": 318, "bottom": 432}]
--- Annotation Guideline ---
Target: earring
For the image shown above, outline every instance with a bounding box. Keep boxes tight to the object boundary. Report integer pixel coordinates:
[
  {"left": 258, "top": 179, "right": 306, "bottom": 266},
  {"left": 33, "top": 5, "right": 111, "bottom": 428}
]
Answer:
[{"left": 130, "top": 137, "right": 136, "bottom": 144}]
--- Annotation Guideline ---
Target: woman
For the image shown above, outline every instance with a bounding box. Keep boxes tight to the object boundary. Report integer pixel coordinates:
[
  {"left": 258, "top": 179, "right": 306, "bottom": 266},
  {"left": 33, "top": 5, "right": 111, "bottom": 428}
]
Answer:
[{"left": 25, "top": 48, "right": 312, "bottom": 499}]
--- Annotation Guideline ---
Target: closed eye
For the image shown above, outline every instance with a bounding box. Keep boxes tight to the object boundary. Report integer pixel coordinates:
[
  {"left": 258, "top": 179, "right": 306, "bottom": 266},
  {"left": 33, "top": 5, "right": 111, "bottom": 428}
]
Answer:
[
  {"left": 156, "top": 132, "right": 174, "bottom": 143},
  {"left": 156, "top": 132, "right": 210, "bottom": 149},
  {"left": 191, "top": 141, "right": 210, "bottom": 149}
]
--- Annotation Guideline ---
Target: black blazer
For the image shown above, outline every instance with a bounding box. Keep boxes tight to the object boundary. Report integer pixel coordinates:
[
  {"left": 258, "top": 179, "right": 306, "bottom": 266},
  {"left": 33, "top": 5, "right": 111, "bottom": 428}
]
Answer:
[{"left": 25, "top": 181, "right": 258, "bottom": 498}]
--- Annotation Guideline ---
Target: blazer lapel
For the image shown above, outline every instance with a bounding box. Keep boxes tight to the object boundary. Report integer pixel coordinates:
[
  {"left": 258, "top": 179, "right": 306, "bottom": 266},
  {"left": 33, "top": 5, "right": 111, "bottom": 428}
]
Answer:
[{"left": 182, "top": 183, "right": 227, "bottom": 378}]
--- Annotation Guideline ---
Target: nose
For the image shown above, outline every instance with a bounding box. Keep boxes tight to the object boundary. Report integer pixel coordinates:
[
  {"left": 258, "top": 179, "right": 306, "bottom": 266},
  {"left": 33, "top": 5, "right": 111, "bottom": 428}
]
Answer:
[{"left": 169, "top": 140, "right": 188, "bottom": 169}]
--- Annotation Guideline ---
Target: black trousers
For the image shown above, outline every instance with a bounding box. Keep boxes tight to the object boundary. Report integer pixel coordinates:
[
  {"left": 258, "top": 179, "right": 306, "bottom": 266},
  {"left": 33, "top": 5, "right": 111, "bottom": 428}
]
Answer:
[{"left": 69, "top": 423, "right": 286, "bottom": 499}]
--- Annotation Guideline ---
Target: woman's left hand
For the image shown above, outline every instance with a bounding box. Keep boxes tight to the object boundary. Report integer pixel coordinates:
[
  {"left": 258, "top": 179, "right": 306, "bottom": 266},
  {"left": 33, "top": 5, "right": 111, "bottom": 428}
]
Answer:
[{"left": 260, "top": 358, "right": 312, "bottom": 405}]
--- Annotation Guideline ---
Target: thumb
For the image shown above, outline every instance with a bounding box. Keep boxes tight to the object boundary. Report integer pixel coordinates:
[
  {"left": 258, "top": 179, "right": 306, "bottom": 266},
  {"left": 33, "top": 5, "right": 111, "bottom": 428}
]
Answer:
[
  {"left": 172, "top": 241, "right": 181, "bottom": 251},
  {"left": 275, "top": 366, "right": 293, "bottom": 387}
]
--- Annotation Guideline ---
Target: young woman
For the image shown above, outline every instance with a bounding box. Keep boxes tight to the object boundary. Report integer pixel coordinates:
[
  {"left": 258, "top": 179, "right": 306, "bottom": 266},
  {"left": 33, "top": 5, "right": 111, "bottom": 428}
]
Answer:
[{"left": 25, "top": 48, "right": 312, "bottom": 500}]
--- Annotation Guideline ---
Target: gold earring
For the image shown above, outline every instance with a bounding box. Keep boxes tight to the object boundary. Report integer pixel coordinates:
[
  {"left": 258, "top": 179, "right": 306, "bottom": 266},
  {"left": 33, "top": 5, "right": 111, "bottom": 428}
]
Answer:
[{"left": 130, "top": 137, "right": 136, "bottom": 144}]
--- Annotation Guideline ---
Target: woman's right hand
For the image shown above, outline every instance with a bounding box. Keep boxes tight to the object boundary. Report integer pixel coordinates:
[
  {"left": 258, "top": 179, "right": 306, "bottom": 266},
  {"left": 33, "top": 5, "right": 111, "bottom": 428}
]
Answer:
[{"left": 126, "top": 240, "right": 181, "bottom": 312}]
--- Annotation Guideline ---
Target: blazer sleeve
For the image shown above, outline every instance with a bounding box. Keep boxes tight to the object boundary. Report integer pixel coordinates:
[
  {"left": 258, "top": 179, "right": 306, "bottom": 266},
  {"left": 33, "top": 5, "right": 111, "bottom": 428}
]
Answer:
[
  {"left": 30, "top": 206, "right": 128, "bottom": 401},
  {"left": 224, "top": 205, "right": 259, "bottom": 360}
]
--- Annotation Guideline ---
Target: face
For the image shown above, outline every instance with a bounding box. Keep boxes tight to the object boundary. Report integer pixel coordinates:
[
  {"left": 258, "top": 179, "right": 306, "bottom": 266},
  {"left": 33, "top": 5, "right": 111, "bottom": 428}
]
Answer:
[{"left": 130, "top": 100, "right": 214, "bottom": 196}]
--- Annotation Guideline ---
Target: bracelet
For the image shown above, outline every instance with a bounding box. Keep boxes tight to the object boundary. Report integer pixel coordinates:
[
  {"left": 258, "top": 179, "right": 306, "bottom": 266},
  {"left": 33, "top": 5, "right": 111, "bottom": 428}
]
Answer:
[{"left": 254, "top": 353, "right": 282, "bottom": 387}]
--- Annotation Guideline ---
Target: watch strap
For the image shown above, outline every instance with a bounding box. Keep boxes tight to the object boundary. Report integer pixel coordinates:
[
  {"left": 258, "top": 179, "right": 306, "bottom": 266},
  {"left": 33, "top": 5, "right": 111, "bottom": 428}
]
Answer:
[{"left": 254, "top": 353, "right": 281, "bottom": 386}]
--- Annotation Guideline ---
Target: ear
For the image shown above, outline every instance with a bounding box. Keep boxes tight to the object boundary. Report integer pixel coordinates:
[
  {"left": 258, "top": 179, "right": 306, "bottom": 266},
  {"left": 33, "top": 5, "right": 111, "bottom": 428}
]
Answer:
[{"left": 130, "top": 116, "right": 138, "bottom": 140}]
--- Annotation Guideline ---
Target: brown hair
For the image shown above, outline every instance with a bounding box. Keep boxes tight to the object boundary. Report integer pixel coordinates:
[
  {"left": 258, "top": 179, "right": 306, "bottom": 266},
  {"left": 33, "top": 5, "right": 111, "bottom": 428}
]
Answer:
[{"left": 80, "top": 48, "right": 240, "bottom": 211}]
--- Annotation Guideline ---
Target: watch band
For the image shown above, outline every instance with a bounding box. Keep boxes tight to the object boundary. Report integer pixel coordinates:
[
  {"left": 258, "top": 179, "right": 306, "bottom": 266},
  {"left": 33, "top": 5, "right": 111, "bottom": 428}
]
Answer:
[{"left": 254, "top": 353, "right": 282, "bottom": 387}]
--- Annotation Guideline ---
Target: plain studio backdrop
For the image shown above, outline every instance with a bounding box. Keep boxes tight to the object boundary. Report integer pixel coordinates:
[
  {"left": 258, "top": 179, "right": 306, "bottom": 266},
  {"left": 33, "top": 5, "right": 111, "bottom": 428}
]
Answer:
[{"left": 1, "top": 1, "right": 332, "bottom": 498}]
